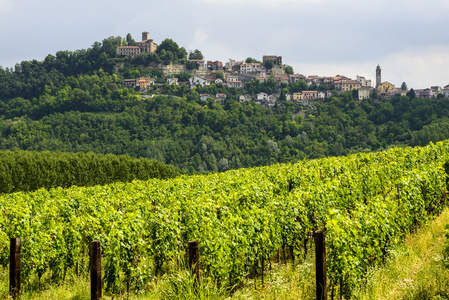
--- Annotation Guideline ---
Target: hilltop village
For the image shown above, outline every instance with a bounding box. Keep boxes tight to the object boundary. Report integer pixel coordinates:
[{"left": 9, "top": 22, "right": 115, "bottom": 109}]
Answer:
[
  {"left": 117, "top": 32, "right": 449, "bottom": 107},
  {"left": 3, "top": 30, "right": 449, "bottom": 174}
]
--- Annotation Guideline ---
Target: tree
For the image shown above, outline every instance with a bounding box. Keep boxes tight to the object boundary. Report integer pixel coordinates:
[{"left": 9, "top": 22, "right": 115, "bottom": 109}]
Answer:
[
  {"left": 218, "top": 158, "right": 229, "bottom": 172},
  {"left": 157, "top": 39, "right": 187, "bottom": 63},
  {"left": 401, "top": 82, "right": 408, "bottom": 90},
  {"left": 285, "top": 65, "right": 294, "bottom": 75},
  {"left": 406, "top": 88, "right": 416, "bottom": 99},
  {"left": 171, "top": 71, "right": 193, "bottom": 82},
  {"left": 188, "top": 49, "right": 204, "bottom": 60},
  {"left": 126, "top": 33, "right": 137, "bottom": 46},
  {"left": 186, "top": 61, "right": 197, "bottom": 70},
  {"left": 289, "top": 81, "right": 308, "bottom": 93},
  {"left": 245, "top": 57, "right": 261, "bottom": 64},
  {"left": 101, "top": 36, "right": 124, "bottom": 57}
]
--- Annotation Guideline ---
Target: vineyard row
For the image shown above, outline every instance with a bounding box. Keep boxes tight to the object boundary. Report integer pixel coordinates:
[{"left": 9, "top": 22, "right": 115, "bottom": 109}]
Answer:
[{"left": 1, "top": 141, "right": 449, "bottom": 297}]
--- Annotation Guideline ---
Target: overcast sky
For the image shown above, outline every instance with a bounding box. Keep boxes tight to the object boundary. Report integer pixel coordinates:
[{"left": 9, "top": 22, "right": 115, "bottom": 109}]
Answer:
[{"left": 1, "top": 0, "right": 449, "bottom": 89}]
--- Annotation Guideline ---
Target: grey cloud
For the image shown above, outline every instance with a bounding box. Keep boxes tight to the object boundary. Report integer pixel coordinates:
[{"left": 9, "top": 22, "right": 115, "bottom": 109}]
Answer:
[{"left": 1, "top": 0, "right": 448, "bottom": 87}]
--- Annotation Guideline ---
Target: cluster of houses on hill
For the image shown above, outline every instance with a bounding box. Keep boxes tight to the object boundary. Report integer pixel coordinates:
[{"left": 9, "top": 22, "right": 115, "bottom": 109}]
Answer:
[
  {"left": 118, "top": 32, "right": 449, "bottom": 106},
  {"left": 124, "top": 64, "right": 449, "bottom": 107}
]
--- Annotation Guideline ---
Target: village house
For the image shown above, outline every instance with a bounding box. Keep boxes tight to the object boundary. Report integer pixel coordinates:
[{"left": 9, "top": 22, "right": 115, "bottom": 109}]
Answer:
[
  {"left": 323, "top": 77, "right": 334, "bottom": 86},
  {"left": 293, "top": 92, "right": 304, "bottom": 101},
  {"left": 334, "top": 80, "right": 342, "bottom": 91},
  {"left": 257, "top": 92, "right": 268, "bottom": 101},
  {"left": 124, "top": 79, "right": 137, "bottom": 87},
  {"left": 138, "top": 77, "right": 155, "bottom": 91},
  {"left": 167, "top": 78, "right": 179, "bottom": 85},
  {"left": 303, "top": 91, "right": 318, "bottom": 100},
  {"left": 116, "top": 32, "right": 157, "bottom": 57},
  {"left": 239, "top": 63, "right": 262, "bottom": 74},
  {"left": 431, "top": 86, "right": 441, "bottom": 93},
  {"left": 262, "top": 55, "right": 282, "bottom": 65},
  {"left": 292, "top": 93, "right": 313, "bottom": 105},
  {"left": 358, "top": 87, "right": 371, "bottom": 100},
  {"left": 227, "top": 76, "right": 242, "bottom": 88},
  {"left": 332, "top": 75, "right": 351, "bottom": 88},
  {"left": 341, "top": 80, "right": 362, "bottom": 92},
  {"left": 267, "top": 97, "right": 276, "bottom": 107},
  {"left": 317, "top": 91, "right": 326, "bottom": 100},
  {"left": 225, "top": 59, "right": 243, "bottom": 71},
  {"left": 207, "top": 61, "right": 223, "bottom": 70},
  {"left": 239, "top": 95, "right": 252, "bottom": 103},
  {"left": 200, "top": 94, "right": 211, "bottom": 101},
  {"left": 443, "top": 87, "right": 449, "bottom": 98},
  {"left": 305, "top": 75, "right": 319, "bottom": 86},
  {"left": 414, "top": 88, "right": 434, "bottom": 99},
  {"left": 356, "top": 75, "right": 372, "bottom": 87},
  {"left": 189, "top": 76, "right": 208, "bottom": 87},
  {"left": 388, "top": 88, "right": 407, "bottom": 97},
  {"left": 215, "top": 93, "right": 227, "bottom": 105},
  {"left": 189, "top": 60, "right": 208, "bottom": 70},
  {"left": 378, "top": 82, "right": 395, "bottom": 93},
  {"left": 274, "top": 76, "right": 289, "bottom": 84},
  {"left": 289, "top": 74, "right": 306, "bottom": 84}
]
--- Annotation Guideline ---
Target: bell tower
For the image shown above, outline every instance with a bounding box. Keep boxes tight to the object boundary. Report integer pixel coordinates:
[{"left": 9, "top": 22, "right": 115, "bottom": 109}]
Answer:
[{"left": 376, "top": 65, "right": 381, "bottom": 90}]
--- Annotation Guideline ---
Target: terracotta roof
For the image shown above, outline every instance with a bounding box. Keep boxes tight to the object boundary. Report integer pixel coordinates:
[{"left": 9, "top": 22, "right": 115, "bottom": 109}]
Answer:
[{"left": 118, "top": 46, "right": 140, "bottom": 49}]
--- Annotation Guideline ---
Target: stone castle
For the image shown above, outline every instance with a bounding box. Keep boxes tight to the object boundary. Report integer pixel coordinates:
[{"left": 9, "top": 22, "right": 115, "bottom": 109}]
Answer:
[{"left": 116, "top": 31, "right": 157, "bottom": 57}]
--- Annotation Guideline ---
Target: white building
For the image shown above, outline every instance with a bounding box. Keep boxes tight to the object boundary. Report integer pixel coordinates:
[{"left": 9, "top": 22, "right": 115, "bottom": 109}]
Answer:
[
  {"left": 167, "top": 78, "right": 179, "bottom": 85},
  {"left": 227, "top": 76, "right": 242, "bottom": 88},
  {"left": 239, "top": 63, "right": 262, "bottom": 74},
  {"left": 357, "top": 75, "right": 372, "bottom": 87},
  {"left": 189, "top": 76, "right": 208, "bottom": 87}
]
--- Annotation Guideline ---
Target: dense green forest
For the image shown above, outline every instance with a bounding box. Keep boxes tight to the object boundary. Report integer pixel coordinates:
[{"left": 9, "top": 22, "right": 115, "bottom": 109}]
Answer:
[{"left": 2, "top": 34, "right": 449, "bottom": 173}]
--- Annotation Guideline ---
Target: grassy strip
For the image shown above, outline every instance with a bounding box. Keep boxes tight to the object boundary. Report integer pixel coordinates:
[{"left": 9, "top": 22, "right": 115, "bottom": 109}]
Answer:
[{"left": 353, "top": 207, "right": 449, "bottom": 299}]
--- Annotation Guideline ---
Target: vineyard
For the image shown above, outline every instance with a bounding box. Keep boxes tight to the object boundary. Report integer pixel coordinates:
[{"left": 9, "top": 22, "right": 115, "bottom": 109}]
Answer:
[
  {"left": 0, "top": 150, "right": 179, "bottom": 194},
  {"left": 1, "top": 141, "right": 449, "bottom": 298}
]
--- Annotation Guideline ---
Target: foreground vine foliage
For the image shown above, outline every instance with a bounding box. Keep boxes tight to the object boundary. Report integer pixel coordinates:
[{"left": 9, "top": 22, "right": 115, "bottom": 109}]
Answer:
[{"left": 1, "top": 141, "right": 448, "bottom": 297}]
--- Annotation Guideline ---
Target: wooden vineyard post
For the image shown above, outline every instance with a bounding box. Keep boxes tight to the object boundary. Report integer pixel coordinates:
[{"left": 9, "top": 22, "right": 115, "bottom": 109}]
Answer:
[
  {"left": 314, "top": 230, "right": 327, "bottom": 300},
  {"left": 188, "top": 241, "right": 200, "bottom": 286},
  {"left": 10, "top": 238, "right": 21, "bottom": 299},
  {"left": 90, "top": 241, "right": 102, "bottom": 300}
]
